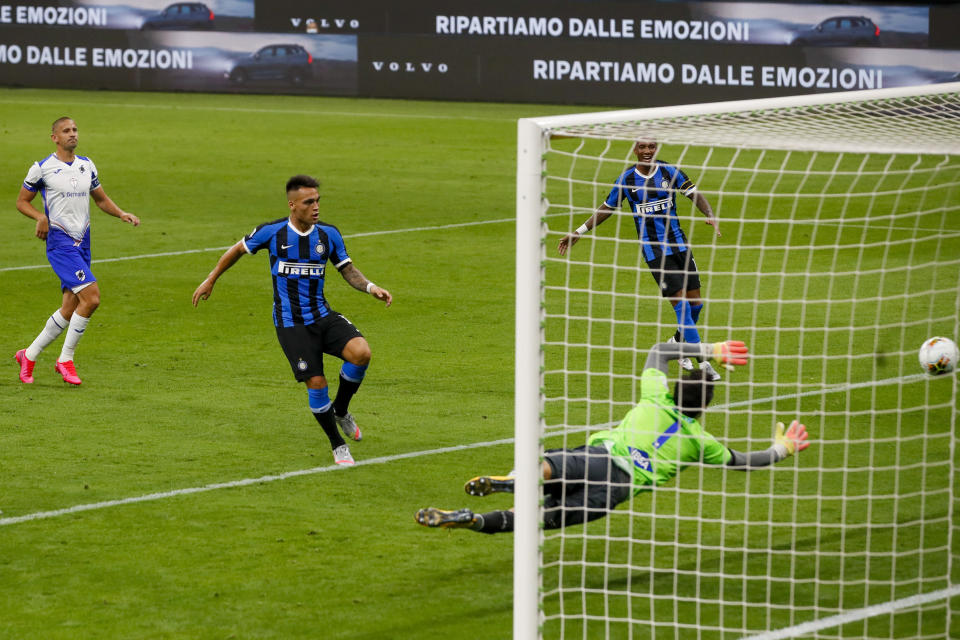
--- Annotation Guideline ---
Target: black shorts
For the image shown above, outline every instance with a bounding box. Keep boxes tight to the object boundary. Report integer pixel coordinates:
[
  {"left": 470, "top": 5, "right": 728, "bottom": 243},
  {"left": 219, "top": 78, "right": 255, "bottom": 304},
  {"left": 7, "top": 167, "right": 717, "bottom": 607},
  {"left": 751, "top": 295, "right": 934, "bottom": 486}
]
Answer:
[
  {"left": 646, "top": 250, "right": 701, "bottom": 298},
  {"left": 275, "top": 312, "right": 364, "bottom": 382},
  {"left": 542, "top": 445, "right": 633, "bottom": 530}
]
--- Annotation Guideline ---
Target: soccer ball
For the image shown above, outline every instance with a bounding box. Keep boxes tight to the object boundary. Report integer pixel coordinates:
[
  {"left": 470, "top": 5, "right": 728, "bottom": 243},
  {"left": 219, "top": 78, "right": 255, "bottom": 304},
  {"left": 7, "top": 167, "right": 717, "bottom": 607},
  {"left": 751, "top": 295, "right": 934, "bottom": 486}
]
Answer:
[{"left": 918, "top": 337, "right": 959, "bottom": 376}]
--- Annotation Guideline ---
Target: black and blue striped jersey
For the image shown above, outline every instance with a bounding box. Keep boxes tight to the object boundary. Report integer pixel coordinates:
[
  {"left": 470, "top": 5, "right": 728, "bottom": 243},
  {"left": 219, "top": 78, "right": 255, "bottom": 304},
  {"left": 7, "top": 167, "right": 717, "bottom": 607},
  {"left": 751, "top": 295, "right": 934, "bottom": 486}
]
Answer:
[
  {"left": 241, "top": 218, "right": 351, "bottom": 328},
  {"left": 603, "top": 160, "right": 696, "bottom": 262}
]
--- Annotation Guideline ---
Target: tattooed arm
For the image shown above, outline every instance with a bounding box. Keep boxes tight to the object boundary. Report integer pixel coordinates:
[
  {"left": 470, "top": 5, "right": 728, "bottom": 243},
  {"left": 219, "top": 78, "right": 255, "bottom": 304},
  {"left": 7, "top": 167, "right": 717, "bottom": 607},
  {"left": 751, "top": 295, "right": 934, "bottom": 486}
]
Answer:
[{"left": 340, "top": 263, "right": 393, "bottom": 307}]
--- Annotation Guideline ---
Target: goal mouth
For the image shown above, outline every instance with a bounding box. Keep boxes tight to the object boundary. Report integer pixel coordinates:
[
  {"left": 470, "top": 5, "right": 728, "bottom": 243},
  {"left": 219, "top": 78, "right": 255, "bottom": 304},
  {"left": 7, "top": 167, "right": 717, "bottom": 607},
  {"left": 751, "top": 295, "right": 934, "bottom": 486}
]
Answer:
[
  {"left": 516, "top": 83, "right": 960, "bottom": 640},
  {"left": 536, "top": 82, "right": 960, "bottom": 156}
]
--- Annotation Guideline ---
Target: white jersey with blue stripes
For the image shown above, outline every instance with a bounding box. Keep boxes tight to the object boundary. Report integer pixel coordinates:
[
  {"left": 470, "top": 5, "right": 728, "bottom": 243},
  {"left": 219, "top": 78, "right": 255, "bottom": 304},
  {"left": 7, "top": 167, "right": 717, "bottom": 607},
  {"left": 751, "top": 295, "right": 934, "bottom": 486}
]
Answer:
[{"left": 22, "top": 153, "right": 100, "bottom": 242}]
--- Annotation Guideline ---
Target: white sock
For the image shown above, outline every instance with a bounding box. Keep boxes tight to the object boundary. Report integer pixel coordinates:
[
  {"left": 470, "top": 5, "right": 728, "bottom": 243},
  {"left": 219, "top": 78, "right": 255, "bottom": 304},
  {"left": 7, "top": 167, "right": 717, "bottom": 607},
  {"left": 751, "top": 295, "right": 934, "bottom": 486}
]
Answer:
[
  {"left": 59, "top": 313, "right": 90, "bottom": 363},
  {"left": 25, "top": 310, "right": 69, "bottom": 361}
]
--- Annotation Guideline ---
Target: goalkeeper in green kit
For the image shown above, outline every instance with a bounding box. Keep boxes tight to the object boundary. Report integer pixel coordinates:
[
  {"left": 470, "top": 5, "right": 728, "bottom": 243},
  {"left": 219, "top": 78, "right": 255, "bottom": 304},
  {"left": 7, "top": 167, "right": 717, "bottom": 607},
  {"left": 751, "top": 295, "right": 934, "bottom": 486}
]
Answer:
[{"left": 415, "top": 339, "right": 810, "bottom": 534}]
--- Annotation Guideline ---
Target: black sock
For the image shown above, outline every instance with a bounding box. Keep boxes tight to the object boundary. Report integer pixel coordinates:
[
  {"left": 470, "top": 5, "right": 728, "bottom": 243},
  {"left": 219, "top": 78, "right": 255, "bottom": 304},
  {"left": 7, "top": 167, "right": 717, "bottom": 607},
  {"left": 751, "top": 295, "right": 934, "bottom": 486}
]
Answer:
[
  {"left": 312, "top": 408, "right": 345, "bottom": 449},
  {"left": 333, "top": 373, "right": 362, "bottom": 416},
  {"left": 475, "top": 510, "right": 515, "bottom": 534}
]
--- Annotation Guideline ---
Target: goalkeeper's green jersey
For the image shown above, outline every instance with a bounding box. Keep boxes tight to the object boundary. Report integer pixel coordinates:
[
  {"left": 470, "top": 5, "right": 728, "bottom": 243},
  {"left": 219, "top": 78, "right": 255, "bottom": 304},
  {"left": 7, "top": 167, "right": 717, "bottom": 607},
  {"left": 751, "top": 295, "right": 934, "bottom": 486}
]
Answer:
[{"left": 587, "top": 368, "right": 732, "bottom": 492}]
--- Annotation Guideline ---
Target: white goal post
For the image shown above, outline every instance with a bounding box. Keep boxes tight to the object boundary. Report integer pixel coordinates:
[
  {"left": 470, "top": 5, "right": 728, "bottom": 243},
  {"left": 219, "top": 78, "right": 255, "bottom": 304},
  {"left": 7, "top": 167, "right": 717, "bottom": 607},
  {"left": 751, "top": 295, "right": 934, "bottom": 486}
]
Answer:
[{"left": 515, "top": 83, "right": 960, "bottom": 640}]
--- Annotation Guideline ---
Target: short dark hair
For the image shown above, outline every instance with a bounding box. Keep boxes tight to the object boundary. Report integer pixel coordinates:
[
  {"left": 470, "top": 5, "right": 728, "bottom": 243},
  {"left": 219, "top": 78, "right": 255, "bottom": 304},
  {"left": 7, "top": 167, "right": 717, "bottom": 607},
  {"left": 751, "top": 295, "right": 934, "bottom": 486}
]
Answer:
[
  {"left": 286, "top": 174, "right": 319, "bottom": 194},
  {"left": 673, "top": 369, "right": 714, "bottom": 418},
  {"left": 52, "top": 116, "right": 74, "bottom": 133}
]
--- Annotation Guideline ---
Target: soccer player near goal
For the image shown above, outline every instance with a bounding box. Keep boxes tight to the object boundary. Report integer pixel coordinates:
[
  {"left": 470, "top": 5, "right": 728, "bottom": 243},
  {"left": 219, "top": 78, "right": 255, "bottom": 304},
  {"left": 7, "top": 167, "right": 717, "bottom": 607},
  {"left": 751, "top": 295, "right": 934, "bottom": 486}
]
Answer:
[
  {"left": 14, "top": 116, "right": 141, "bottom": 386},
  {"left": 415, "top": 339, "right": 810, "bottom": 533},
  {"left": 192, "top": 174, "right": 392, "bottom": 466},
  {"left": 557, "top": 139, "right": 722, "bottom": 380}
]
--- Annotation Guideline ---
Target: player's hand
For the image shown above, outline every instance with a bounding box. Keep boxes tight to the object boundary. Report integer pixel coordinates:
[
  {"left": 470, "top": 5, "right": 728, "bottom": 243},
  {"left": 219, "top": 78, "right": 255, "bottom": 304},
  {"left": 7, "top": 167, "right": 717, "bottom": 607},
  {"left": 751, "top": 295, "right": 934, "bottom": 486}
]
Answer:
[
  {"left": 121, "top": 212, "right": 140, "bottom": 226},
  {"left": 192, "top": 280, "right": 213, "bottom": 307},
  {"left": 705, "top": 216, "right": 721, "bottom": 237},
  {"left": 370, "top": 285, "right": 392, "bottom": 308},
  {"left": 775, "top": 420, "right": 810, "bottom": 457},
  {"left": 558, "top": 233, "right": 580, "bottom": 256},
  {"left": 35, "top": 216, "right": 49, "bottom": 240},
  {"left": 711, "top": 340, "right": 748, "bottom": 370}
]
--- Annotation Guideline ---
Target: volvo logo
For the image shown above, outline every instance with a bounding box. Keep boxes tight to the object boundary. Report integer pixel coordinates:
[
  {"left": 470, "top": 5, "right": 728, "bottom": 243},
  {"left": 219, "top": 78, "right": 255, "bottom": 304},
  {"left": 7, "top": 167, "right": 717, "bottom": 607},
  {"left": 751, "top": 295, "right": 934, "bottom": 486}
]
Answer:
[
  {"left": 290, "top": 17, "right": 359, "bottom": 30},
  {"left": 371, "top": 61, "right": 449, "bottom": 73}
]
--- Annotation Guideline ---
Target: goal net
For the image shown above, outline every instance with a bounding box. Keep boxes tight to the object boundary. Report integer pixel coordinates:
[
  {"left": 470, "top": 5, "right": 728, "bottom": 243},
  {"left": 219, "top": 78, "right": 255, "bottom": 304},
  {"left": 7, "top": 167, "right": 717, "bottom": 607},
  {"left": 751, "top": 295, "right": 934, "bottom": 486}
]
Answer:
[{"left": 514, "top": 83, "right": 960, "bottom": 640}]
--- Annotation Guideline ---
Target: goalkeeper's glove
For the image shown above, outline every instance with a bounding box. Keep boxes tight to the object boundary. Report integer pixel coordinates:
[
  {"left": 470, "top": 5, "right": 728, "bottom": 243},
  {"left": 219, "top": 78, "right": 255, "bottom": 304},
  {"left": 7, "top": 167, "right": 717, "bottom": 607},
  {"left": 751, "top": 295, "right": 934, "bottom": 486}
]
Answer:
[
  {"left": 772, "top": 420, "right": 810, "bottom": 461},
  {"left": 711, "top": 340, "right": 749, "bottom": 371}
]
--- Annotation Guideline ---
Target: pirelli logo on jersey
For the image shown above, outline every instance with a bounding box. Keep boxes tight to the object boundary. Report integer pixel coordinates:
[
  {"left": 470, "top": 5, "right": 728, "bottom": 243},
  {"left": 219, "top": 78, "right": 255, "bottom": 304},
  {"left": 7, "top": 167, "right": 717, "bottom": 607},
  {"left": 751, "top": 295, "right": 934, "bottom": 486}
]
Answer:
[
  {"left": 277, "top": 260, "right": 325, "bottom": 277},
  {"left": 637, "top": 198, "right": 671, "bottom": 215}
]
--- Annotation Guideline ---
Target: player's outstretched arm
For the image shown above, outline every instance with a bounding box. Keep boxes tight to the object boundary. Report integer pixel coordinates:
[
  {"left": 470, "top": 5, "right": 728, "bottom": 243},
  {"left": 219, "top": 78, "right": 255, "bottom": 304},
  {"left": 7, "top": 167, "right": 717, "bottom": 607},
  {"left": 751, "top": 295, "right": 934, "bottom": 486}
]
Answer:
[
  {"left": 727, "top": 420, "right": 811, "bottom": 469},
  {"left": 340, "top": 263, "right": 392, "bottom": 307},
  {"left": 558, "top": 205, "right": 615, "bottom": 256},
  {"left": 91, "top": 186, "right": 140, "bottom": 227},
  {"left": 192, "top": 242, "right": 246, "bottom": 306},
  {"left": 644, "top": 340, "right": 749, "bottom": 374},
  {"left": 16, "top": 186, "right": 49, "bottom": 240}
]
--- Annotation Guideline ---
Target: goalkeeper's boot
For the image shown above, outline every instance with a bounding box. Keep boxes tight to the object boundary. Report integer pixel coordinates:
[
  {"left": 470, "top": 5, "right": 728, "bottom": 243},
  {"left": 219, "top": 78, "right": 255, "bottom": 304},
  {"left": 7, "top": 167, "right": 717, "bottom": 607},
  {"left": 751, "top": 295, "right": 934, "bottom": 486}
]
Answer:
[
  {"left": 15, "top": 349, "right": 35, "bottom": 384},
  {"left": 668, "top": 336, "right": 695, "bottom": 371},
  {"left": 332, "top": 444, "right": 355, "bottom": 466},
  {"left": 700, "top": 361, "right": 722, "bottom": 382},
  {"left": 465, "top": 475, "right": 515, "bottom": 497},
  {"left": 334, "top": 411, "right": 362, "bottom": 441},
  {"left": 55, "top": 360, "right": 82, "bottom": 385},
  {"left": 415, "top": 507, "right": 477, "bottom": 529}
]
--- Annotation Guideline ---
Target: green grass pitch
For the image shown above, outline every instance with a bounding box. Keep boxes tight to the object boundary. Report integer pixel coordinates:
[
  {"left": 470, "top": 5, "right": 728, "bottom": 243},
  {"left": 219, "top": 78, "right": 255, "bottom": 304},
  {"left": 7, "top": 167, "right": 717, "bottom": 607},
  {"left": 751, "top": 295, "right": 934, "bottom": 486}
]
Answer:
[{"left": 0, "top": 88, "right": 957, "bottom": 639}]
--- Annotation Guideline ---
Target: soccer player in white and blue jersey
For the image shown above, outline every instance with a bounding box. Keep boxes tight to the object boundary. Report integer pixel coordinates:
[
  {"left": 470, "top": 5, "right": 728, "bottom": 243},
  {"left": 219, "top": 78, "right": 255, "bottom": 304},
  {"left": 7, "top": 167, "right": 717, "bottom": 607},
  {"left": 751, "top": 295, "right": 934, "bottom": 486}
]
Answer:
[
  {"left": 558, "top": 139, "right": 723, "bottom": 380},
  {"left": 192, "top": 175, "right": 392, "bottom": 466},
  {"left": 14, "top": 116, "right": 141, "bottom": 386}
]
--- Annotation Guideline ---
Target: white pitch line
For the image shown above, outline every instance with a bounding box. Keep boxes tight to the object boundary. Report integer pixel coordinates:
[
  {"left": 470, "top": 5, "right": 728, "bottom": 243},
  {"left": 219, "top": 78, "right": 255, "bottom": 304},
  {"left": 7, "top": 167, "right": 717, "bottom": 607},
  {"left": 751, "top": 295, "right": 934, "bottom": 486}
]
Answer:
[
  {"left": 721, "top": 372, "right": 930, "bottom": 409},
  {"left": 0, "top": 438, "right": 514, "bottom": 527},
  {"left": 739, "top": 584, "right": 960, "bottom": 640},
  {"left": 0, "top": 371, "right": 932, "bottom": 527},
  {"left": 0, "top": 216, "right": 514, "bottom": 273}
]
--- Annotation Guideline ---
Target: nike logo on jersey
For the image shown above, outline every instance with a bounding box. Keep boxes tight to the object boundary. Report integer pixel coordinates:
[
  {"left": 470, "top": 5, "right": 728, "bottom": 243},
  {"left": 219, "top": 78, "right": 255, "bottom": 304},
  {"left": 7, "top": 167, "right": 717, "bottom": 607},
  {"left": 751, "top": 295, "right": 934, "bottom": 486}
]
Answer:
[{"left": 280, "top": 244, "right": 295, "bottom": 249}]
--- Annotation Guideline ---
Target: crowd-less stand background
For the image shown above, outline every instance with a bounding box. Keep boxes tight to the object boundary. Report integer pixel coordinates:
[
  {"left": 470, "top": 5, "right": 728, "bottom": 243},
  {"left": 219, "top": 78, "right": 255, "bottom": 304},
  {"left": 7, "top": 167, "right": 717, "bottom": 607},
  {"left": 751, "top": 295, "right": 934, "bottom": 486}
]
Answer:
[{"left": 0, "top": 0, "right": 958, "bottom": 106}]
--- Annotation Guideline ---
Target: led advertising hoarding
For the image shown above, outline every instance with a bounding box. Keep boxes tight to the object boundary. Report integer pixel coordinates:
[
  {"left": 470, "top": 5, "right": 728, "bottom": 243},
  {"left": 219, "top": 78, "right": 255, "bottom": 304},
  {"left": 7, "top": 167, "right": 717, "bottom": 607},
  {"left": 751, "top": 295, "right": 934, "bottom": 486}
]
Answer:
[{"left": 0, "top": 0, "right": 957, "bottom": 105}]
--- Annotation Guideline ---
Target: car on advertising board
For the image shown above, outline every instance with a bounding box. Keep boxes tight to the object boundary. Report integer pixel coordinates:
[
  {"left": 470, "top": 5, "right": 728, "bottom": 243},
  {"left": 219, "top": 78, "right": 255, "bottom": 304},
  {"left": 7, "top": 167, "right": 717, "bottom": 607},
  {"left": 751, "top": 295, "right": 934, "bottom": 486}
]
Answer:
[
  {"left": 141, "top": 2, "right": 215, "bottom": 30},
  {"left": 226, "top": 44, "right": 314, "bottom": 86},
  {"left": 789, "top": 16, "right": 880, "bottom": 46}
]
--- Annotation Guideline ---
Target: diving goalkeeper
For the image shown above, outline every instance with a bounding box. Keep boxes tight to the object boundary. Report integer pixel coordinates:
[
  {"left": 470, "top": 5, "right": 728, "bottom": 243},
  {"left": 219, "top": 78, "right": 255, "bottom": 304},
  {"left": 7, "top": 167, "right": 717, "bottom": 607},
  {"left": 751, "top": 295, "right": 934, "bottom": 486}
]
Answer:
[{"left": 415, "top": 339, "right": 810, "bottom": 534}]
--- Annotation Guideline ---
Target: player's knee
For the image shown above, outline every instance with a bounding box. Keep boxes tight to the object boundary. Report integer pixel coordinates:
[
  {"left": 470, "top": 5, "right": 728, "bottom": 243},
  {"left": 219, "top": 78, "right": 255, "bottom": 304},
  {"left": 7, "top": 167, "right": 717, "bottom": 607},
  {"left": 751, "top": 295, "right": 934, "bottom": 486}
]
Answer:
[
  {"left": 345, "top": 339, "right": 371, "bottom": 366},
  {"left": 79, "top": 291, "right": 100, "bottom": 314},
  {"left": 306, "top": 375, "right": 327, "bottom": 389},
  {"left": 356, "top": 347, "right": 371, "bottom": 366},
  {"left": 542, "top": 461, "right": 553, "bottom": 480}
]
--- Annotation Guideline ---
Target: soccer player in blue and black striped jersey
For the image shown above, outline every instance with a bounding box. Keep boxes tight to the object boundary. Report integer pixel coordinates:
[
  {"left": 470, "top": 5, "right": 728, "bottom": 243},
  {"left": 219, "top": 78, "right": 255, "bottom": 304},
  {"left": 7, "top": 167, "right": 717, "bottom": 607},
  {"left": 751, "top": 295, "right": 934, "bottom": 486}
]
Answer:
[
  {"left": 192, "top": 175, "right": 392, "bottom": 465},
  {"left": 558, "top": 139, "right": 723, "bottom": 380}
]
